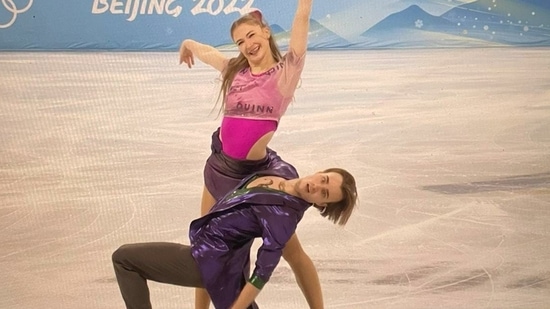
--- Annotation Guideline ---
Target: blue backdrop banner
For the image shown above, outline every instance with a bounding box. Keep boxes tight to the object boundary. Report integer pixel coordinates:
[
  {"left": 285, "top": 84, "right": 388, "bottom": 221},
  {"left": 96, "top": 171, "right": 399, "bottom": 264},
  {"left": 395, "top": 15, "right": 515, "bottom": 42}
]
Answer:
[{"left": 1, "top": 0, "right": 549, "bottom": 50}]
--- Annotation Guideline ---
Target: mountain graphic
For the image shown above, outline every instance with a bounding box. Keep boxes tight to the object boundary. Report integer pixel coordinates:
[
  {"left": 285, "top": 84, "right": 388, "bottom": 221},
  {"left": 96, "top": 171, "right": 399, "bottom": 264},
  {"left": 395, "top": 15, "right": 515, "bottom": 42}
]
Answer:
[
  {"left": 270, "top": 24, "right": 285, "bottom": 35},
  {"left": 443, "top": 0, "right": 550, "bottom": 25},
  {"left": 271, "top": 18, "right": 350, "bottom": 50},
  {"left": 459, "top": 0, "right": 550, "bottom": 12},
  {"left": 215, "top": 18, "right": 350, "bottom": 50},
  {"left": 354, "top": 4, "right": 472, "bottom": 48},
  {"left": 217, "top": 1, "right": 550, "bottom": 50},
  {"left": 363, "top": 5, "right": 456, "bottom": 34},
  {"left": 441, "top": 0, "right": 550, "bottom": 45},
  {"left": 124, "top": 0, "right": 550, "bottom": 50},
  {"left": 307, "top": 19, "right": 351, "bottom": 49}
]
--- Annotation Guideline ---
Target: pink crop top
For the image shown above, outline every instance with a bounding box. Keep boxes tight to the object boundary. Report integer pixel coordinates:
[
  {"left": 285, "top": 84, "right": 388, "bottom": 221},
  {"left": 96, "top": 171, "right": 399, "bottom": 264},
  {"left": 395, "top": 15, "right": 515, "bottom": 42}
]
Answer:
[
  {"left": 219, "top": 49, "right": 306, "bottom": 159},
  {"left": 223, "top": 49, "right": 305, "bottom": 121}
]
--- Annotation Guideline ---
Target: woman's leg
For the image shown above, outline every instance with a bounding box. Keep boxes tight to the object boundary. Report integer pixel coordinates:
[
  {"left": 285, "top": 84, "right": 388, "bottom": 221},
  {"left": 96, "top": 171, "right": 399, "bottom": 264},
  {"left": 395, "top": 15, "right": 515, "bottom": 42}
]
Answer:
[
  {"left": 283, "top": 234, "right": 324, "bottom": 309},
  {"left": 195, "top": 186, "right": 218, "bottom": 309},
  {"left": 200, "top": 185, "right": 217, "bottom": 216},
  {"left": 112, "top": 242, "right": 203, "bottom": 309}
]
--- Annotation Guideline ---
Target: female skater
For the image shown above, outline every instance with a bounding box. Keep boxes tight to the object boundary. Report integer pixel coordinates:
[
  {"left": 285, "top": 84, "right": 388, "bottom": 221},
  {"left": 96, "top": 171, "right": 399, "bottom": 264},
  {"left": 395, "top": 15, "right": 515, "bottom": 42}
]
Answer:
[
  {"left": 178, "top": 1, "right": 319, "bottom": 308},
  {"left": 113, "top": 167, "right": 358, "bottom": 309}
]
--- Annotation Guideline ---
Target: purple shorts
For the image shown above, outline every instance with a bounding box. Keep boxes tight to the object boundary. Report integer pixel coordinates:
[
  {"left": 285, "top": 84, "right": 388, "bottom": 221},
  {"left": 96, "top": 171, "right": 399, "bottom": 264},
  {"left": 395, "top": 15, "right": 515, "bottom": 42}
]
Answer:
[{"left": 203, "top": 128, "right": 297, "bottom": 200}]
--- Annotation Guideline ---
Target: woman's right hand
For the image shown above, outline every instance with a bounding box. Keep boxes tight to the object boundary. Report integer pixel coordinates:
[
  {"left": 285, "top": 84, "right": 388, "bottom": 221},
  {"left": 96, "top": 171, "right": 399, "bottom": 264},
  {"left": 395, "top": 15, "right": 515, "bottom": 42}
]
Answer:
[
  {"left": 177, "top": 39, "right": 227, "bottom": 72},
  {"left": 179, "top": 40, "right": 195, "bottom": 68}
]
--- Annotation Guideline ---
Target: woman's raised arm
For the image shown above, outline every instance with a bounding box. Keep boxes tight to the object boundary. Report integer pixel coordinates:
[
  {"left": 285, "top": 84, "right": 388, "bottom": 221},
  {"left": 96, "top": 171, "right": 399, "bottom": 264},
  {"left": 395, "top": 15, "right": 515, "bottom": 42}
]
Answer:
[{"left": 288, "top": 0, "right": 313, "bottom": 57}]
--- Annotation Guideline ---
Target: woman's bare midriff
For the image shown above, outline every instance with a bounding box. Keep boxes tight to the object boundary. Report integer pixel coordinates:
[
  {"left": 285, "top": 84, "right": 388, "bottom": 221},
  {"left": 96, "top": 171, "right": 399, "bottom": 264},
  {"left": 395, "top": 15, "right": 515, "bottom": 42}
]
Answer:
[{"left": 246, "top": 131, "right": 275, "bottom": 160}]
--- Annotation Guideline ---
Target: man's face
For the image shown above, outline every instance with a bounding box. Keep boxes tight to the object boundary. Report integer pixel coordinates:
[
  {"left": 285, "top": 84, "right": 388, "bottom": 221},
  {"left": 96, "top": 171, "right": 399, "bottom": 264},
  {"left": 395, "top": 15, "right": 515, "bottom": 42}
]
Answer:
[{"left": 294, "top": 172, "right": 344, "bottom": 206}]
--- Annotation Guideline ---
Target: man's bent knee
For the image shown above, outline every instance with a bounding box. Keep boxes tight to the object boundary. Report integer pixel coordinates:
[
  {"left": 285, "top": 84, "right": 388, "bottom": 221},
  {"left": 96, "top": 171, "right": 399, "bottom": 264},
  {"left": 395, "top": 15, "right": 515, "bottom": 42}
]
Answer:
[{"left": 112, "top": 244, "right": 134, "bottom": 265}]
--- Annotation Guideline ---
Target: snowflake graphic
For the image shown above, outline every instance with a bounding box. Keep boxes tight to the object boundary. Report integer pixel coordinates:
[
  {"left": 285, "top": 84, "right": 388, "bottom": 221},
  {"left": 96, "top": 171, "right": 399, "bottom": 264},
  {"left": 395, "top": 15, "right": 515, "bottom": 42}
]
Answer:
[{"left": 415, "top": 19, "right": 424, "bottom": 28}]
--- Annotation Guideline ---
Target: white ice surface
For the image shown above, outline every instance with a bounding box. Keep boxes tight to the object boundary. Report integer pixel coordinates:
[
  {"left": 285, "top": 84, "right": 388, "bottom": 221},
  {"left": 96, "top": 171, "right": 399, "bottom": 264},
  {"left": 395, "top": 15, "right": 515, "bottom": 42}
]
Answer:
[{"left": 1, "top": 48, "right": 549, "bottom": 309}]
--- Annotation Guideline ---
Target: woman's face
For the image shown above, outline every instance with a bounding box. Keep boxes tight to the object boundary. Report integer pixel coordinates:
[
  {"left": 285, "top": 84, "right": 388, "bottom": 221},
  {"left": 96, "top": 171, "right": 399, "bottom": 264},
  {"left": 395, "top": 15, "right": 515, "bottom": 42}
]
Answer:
[{"left": 232, "top": 22, "right": 272, "bottom": 65}]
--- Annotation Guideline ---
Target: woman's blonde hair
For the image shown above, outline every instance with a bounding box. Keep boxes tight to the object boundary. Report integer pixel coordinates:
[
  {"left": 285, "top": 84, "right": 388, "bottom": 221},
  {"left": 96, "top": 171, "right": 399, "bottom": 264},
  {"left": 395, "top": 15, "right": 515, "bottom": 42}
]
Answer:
[{"left": 217, "top": 11, "right": 282, "bottom": 112}]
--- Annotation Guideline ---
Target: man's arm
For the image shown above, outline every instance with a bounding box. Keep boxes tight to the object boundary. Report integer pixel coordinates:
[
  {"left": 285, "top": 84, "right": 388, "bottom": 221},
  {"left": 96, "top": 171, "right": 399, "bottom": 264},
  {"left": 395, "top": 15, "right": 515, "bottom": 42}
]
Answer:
[
  {"left": 230, "top": 205, "right": 300, "bottom": 308},
  {"left": 179, "top": 39, "right": 227, "bottom": 72},
  {"left": 230, "top": 282, "right": 261, "bottom": 309},
  {"left": 283, "top": 234, "right": 324, "bottom": 309}
]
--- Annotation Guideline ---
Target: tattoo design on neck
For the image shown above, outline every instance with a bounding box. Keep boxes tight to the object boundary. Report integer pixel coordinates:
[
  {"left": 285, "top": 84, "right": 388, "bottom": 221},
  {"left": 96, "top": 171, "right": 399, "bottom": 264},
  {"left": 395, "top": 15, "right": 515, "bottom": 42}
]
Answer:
[
  {"left": 278, "top": 181, "right": 285, "bottom": 192},
  {"left": 257, "top": 178, "right": 274, "bottom": 188}
]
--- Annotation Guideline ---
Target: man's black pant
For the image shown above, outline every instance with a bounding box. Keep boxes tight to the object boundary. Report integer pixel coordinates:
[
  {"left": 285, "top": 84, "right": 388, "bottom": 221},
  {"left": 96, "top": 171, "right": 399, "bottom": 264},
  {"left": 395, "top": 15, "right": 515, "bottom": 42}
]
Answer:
[{"left": 112, "top": 242, "right": 204, "bottom": 309}]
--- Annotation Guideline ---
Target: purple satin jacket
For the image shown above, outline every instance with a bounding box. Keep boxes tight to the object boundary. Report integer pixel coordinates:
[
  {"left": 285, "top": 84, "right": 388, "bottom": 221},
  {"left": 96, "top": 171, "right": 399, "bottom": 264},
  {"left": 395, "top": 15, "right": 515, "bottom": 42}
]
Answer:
[{"left": 189, "top": 171, "right": 310, "bottom": 309}]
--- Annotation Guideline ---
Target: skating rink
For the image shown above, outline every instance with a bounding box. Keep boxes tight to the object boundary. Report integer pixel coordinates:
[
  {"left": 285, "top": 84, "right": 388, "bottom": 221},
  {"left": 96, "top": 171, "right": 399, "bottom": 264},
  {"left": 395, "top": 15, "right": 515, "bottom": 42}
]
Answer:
[{"left": 1, "top": 48, "right": 549, "bottom": 308}]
